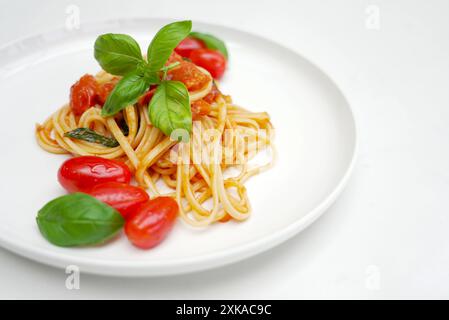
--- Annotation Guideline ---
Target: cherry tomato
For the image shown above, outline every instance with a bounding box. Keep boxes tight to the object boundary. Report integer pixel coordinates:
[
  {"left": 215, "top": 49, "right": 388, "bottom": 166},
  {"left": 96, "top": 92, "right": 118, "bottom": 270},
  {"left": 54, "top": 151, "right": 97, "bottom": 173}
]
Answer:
[
  {"left": 96, "top": 78, "right": 119, "bottom": 105},
  {"left": 166, "top": 51, "right": 184, "bottom": 64},
  {"left": 174, "top": 37, "right": 205, "bottom": 58},
  {"left": 191, "top": 100, "right": 211, "bottom": 119},
  {"left": 70, "top": 74, "right": 98, "bottom": 115},
  {"left": 167, "top": 61, "right": 210, "bottom": 91},
  {"left": 88, "top": 182, "right": 149, "bottom": 219},
  {"left": 58, "top": 156, "right": 131, "bottom": 193},
  {"left": 137, "top": 87, "right": 157, "bottom": 107},
  {"left": 125, "top": 197, "right": 178, "bottom": 249},
  {"left": 189, "top": 49, "right": 226, "bottom": 79}
]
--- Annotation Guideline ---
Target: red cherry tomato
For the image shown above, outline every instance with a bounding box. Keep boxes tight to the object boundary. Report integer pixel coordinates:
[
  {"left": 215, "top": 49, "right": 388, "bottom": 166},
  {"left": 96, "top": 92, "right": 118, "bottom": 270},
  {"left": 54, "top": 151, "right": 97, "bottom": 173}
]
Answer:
[
  {"left": 96, "top": 78, "right": 119, "bottom": 105},
  {"left": 137, "top": 87, "right": 157, "bottom": 107},
  {"left": 88, "top": 182, "right": 149, "bottom": 219},
  {"left": 70, "top": 74, "right": 98, "bottom": 115},
  {"left": 174, "top": 37, "right": 205, "bottom": 58},
  {"left": 125, "top": 197, "right": 178, "bottom": 249},
  {"left": 167, "top": 61, "right": 210, "bottom": 91},
  {"left": 189, "top": 49, "right": 226, "bottom": 79},
  {"left": 58, "top": 156, "right": 131, "bottom": 193}
]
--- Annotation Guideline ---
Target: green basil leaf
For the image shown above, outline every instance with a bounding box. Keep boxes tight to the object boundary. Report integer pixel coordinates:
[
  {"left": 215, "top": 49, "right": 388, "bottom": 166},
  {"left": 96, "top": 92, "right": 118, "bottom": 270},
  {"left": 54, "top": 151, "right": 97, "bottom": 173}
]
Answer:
[
  {"left": 149, "top": 80, "right": 191, "bottom": 137},
  {"left": 36, "top": 193, "right": 124, "bottom": 247},
  {"left": 94, "top": 33, "right": 144, "bottom": 75},
  {"left": 102, "top": 69, "right": 152, "bottom": 117},
  {"left": 190, "top": 31, "right": 228, "bottom": 59},
  {"left": 64, "top": 128, "right": 119, "bottom": 147},
  {"left": 147, "top": 20, "right": 192, "bottom": 73}
]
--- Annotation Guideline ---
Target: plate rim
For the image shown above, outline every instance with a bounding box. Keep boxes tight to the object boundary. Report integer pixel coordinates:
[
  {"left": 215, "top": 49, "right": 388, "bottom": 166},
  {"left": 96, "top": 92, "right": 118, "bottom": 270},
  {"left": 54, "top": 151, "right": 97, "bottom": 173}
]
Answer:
[{"left": 0, "top": 17, "right": 358, "bottom": 277}]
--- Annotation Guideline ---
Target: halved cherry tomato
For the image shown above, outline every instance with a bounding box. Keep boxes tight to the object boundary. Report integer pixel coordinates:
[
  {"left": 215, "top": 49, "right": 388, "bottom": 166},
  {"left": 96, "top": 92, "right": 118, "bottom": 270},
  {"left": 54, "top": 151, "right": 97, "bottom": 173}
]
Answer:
[
  {"left": 167, "top": 61, "right": 210, "bottom": 91},
  {"left": 88, "top": 182, "right": 149, "bottom": 219},
  {"left": 174, "top": 37, "right": 205, "bottom": 58},
  {"left": 58, "top": 156, "right": 131, "bottom": 193},
  {"left": 70, "top": 74, "right": 98, "bottom": 115},
  {"left": 125, "top": 197, "right": 178, "bottom": 249},
  {"left": 189, "top": 49, "right": 226, "bottom": 79},
  {"left": 191, "top": 99, "right": 211, "bottom": 119}
]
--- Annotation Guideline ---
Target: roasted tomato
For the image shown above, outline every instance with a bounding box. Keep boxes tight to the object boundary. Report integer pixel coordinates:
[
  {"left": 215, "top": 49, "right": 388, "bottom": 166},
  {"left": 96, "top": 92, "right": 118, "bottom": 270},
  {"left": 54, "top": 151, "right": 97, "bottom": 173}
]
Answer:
[
  {"left": 174, "top": 37, "right": 205, "bottom": 58},
  {"left": 191, "top": 100, "right": 211, "bottom": 119},
  {"left": 88, "top": 182, "right": 149, "bottom": 219},
  {"left": 70, "top": 74, "right": 98, "bottom": 115},
  {"left": 96, "top": 78, "right": 119, "bottom": 105},
  {"left": 167, "top": 61, "right": 210, "bottom": 91},
  {"left": 167, "top": 51, "right": 184, "bottom": 64},
  {"left": 58, "top": 156, "right": 131, "bottom": 193},
  {"left": 125, "top": 197, "right": 178, "bottom": 249},
  {"left": 189, "top": 49, "right": 226, "bottom": 79},
  {"left": 138, "top": 87, "right": 157, "bottom": 107}
]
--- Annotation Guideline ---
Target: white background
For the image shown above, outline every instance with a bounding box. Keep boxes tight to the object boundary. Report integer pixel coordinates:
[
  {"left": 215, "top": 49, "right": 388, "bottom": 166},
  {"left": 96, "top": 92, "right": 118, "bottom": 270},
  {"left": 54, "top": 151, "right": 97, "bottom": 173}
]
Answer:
[{"left": 0, "top": 0, "right": 448, "bottom": 299}]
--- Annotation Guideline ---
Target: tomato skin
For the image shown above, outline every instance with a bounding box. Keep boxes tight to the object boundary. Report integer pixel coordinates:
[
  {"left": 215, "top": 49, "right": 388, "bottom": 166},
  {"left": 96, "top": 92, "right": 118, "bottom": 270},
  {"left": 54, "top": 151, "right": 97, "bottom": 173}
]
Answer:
[
  {"left": 58, "top": 156, "right": 131, "bottom": 193},
  {"left": 70, "top": 74, "right": 98, "bottom": 115},
  {"left": 175, "top": 37, "right": 205, "bottom": 58},
  {"left": 87, "top": 182, "right": 149, "bottom": 219},
  {"left": 125, "top": 197, "right": 178, "bottom": 249},
  {"left": 189, "top": 49, "right": 226, "bottom": 79}
]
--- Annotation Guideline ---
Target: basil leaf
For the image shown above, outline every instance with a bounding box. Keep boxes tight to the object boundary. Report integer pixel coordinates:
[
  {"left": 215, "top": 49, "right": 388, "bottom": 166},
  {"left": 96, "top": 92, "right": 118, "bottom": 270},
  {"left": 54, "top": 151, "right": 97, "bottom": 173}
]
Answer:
[
  {"left": 64, "top": 128, "right": 119, "bottom": 147},
  {"left": 190, "top": 31, "right": 228, "bottom": 59},
  {"left": 94, "top": 33, "right": 144, "bottom": 75},
  {"left": 102, "top": 69, "right": 152, "bottom": 117},
  {"left": 36, "top": 193, "right": 124, "bottom": 247},
  {"left": 147, "top": 20, "right": 192, "bottom": 73},
  {"left": 149, "top": 80, "right": 191, "bottom": 137}
]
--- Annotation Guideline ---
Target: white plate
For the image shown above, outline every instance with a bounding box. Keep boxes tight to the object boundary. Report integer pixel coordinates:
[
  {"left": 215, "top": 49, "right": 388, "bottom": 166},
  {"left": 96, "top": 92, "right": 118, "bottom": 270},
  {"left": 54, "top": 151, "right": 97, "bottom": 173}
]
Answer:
[{"left": 0, "top": 18, "right": 356, "bottom": 277}]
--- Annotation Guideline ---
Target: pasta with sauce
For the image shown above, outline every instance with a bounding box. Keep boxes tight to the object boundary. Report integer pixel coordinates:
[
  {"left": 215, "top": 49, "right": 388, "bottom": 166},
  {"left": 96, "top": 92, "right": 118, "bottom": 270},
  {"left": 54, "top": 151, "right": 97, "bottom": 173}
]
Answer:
[{"left": 35, "top": 36, "right": 275, "bottom": 227}]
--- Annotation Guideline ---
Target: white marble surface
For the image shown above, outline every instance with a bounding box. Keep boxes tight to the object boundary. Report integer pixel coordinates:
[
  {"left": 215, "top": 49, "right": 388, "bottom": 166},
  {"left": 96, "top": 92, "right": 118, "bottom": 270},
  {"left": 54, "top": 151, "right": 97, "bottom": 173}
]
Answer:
[{"left": 0, "top": 0, "right": 448, "bottom": 299}]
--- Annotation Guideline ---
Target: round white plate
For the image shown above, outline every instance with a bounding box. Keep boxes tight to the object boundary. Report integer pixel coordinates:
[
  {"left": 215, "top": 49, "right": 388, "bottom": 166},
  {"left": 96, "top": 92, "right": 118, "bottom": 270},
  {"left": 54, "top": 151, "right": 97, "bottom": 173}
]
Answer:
[{"left": 0, "top": 18, "right": 356, "bottom": 277}]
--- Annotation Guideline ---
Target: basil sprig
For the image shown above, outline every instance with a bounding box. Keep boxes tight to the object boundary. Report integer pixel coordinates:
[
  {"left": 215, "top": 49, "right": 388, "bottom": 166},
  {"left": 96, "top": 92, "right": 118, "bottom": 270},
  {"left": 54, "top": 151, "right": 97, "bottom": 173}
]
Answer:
[
  {"left": 190, "top": 31, "right": 228, "bottom": 59},
  {"left": 36, "top": 193, "right": 124, "bottom": 247},
  {"left": 64, "top": 127, "right": 119, "bottom": 147},
  {"left": 94, "top": 20, "right": 193, "bottom": 136}
]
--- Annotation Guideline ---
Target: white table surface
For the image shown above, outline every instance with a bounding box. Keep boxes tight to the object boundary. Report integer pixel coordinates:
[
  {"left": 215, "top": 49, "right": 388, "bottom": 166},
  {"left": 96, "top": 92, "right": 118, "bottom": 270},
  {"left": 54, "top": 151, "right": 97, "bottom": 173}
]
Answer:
[{"left": 0, "top": 0, "right": 448, "bottom": 299}]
